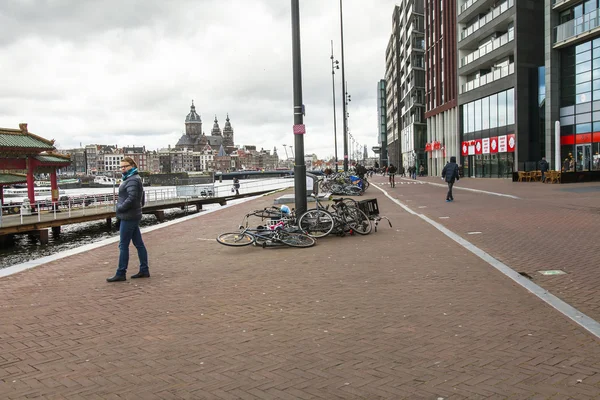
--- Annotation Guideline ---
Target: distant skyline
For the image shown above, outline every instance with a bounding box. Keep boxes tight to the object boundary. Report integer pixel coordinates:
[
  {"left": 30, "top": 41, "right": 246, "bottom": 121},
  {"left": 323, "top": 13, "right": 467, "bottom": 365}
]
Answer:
[{"left": 0, "top": 1, "right": 393, "bottom": 159}]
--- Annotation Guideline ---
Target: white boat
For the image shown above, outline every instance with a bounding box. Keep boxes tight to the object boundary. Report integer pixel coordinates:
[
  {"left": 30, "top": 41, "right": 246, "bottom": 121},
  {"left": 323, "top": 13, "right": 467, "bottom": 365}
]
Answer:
[
  {"left": 4, "top": 187, "right": 65, "bottom": 198},
  {"left": 90, "top": 176, "right": 121, "bottom": 187}
]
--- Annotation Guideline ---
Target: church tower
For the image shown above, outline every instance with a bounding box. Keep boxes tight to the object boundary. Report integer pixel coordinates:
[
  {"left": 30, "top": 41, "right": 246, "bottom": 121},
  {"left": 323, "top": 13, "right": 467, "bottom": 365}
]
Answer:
[
  {"left": 211, "top": 115, "right": 222, "bottom": 136},
  {"left": 222, "top": 114, "right": 234, "bottom": 147},
  {"left": 185, "top": 100, "right": 202, "bottom": 138}
]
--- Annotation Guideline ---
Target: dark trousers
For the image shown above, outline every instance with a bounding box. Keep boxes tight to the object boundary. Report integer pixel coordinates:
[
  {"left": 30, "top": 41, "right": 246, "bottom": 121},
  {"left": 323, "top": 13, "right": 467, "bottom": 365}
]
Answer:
[
  {"left": 446, "top": 181, "right": 454, "bottom": 200},
  {"left": 117, "top": 219, "right": 149, "bottom": 275}
]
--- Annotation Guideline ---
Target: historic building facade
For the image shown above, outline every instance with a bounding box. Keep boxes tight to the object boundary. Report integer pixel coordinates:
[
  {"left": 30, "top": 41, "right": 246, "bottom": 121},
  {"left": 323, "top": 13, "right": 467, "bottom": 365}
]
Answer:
[{"left": 175, "top": 101, "right": 235, "bottom": 153}]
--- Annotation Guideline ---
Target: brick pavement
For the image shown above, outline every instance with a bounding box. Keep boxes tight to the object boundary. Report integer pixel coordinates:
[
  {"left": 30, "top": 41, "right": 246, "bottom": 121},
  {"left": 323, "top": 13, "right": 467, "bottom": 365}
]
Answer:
[
  {"left": 374, "top": 174, "right": 600, "bottom": 324},
  {"left": 0, "top": 186, "right": 599, "bottom": 399}
]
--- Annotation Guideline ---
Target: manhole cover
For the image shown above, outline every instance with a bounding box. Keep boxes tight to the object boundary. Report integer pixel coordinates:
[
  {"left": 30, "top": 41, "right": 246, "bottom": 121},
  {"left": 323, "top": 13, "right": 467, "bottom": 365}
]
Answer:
[{"left": 538, "top": 270, "right": 567, "bottom": 276}]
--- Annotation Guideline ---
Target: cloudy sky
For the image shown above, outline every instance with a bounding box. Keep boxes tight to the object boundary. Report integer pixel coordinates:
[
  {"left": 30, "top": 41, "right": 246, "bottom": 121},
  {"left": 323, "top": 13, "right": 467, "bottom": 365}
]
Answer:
[{"left": 0, "top": 0, "right": 394, "bottom": 160}]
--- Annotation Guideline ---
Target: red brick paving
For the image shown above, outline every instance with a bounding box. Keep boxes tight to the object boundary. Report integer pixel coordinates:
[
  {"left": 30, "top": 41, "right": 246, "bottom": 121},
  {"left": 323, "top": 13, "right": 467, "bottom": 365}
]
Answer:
[{"left": 0, "top": 185, "right": 599, "bottom": 399}]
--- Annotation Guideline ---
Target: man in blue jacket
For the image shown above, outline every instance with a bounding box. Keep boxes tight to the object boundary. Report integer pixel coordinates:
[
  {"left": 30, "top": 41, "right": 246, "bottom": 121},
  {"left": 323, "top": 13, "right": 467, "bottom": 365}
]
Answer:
[
  {"left": 441, "top": 156, "right": 460, "bottom": 202},
  {"left": 107, "top": 157, "right": 149, "bottom": 282}
]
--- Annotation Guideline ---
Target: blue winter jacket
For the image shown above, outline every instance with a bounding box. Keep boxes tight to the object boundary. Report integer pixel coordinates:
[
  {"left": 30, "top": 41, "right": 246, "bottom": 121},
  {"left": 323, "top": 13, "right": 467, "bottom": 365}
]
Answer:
[{"left": 116, "top": 173, "right": 144, "bottom": 221}]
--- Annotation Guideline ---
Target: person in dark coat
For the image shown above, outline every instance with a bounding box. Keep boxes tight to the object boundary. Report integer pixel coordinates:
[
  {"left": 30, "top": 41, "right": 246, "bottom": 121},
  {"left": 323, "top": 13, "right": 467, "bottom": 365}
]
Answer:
[
  {"left": 441, "top": 156, "right": 460, "bottom": 202},
  {"left": 233, "top": 177, "right": 241, "bottom": 195},
  {"left": 107, "top": 157, "right": 149, "bottom": 282},
  {"left": 539, "top": 156, "right": 549, "bottom": 182}
]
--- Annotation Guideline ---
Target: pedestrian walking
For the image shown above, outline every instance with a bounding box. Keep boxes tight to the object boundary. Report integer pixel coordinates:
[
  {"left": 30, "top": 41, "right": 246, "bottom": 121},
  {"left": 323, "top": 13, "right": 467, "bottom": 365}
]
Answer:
[
  {"left": 419, "top": 165, "right": 425, "bottom": 177},
  {"left": 441, "top": 156, "right": 460, "bottom": 202},
  {"left": 539, "top": 156, "right": 549, "bottom": 182},
  {"left": 233, "top": 177, "right": 240, "bottom": 195},
  {"left": 387, "top": 163, "right": 397, "bottom": 188},
  {"left": 107, "top": 157, "right": 149, "bottom": 282}
]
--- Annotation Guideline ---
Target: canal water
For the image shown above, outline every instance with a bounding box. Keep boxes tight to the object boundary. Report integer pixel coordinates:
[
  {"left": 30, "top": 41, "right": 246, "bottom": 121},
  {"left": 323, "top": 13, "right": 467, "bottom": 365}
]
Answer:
[{"left": 1, "top": 178, "right": 293, "bottom": 270}]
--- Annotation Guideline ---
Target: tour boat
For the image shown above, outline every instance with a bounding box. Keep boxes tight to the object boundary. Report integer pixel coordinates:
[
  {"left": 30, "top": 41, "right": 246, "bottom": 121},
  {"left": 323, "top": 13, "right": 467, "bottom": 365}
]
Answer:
[{"left": 3, "top": 187, "right": 65, "bottom": 198}]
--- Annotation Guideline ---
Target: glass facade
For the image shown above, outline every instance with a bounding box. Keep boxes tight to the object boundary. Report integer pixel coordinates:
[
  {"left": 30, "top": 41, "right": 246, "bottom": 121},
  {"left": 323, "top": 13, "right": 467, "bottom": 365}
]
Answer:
[
  {"left": 560, "top": 37, "right": 600, "bottom": 172},
  {"left": 460, "top": 88, "right": 515, "bottom": 178}
]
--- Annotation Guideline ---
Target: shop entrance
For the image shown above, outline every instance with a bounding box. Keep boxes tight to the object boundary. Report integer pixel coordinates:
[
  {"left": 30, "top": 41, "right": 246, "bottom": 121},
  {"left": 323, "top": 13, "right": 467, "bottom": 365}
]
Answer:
[{"left": 576, "top": 144, "right": 592, "bottom": 171}]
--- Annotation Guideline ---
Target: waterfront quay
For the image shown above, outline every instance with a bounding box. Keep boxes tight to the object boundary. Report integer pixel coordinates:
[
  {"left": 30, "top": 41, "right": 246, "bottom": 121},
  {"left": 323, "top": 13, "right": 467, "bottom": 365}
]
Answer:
[
  {"left": 0, "top": 179, "right": 290, "bottom": 246},
  {"left": 1, "top": 179, "right": 600, "bottom": 399}
]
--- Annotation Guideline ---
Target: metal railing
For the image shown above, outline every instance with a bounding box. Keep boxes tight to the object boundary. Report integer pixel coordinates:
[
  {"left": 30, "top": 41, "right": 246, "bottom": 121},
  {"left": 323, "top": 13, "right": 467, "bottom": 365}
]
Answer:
[
  {"left": 0, "top": 177, "right": 295, "bottom": 228},
  {"left": 459, "top": 0, "right": 479, "bottom": 15},
  {"left": 460, "top": 0, "right": 513, "bottom": 42},
  {"left": 461, "top": 63, "right": 514, "bottom": 94},
  {"left": 554, "top": 9, "right": 600, "bottom": 44},
  {"left": 460, "top": 29, "right": 514, "bottom": 68}
]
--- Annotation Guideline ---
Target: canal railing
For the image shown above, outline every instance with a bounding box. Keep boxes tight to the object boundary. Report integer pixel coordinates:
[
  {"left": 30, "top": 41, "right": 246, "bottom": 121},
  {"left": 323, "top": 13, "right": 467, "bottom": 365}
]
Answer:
[{"left": 0, "top": 177, "right": 294, "bottom": 232}]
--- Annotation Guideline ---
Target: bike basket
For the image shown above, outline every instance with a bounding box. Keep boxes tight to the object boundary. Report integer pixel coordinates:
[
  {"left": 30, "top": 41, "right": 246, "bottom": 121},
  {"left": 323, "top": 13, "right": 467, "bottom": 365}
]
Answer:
[{"left": 358, "top": 198, "right": 379, "bottom": 217}]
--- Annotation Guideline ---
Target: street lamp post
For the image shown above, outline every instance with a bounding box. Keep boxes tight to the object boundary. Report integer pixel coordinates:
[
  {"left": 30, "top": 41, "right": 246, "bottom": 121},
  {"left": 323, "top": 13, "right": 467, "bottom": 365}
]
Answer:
[
  {"left": 330, "top": 40, "right": 340, "bottom": 172},
  {"left": 291, "top": 0, "right": 307, "bottom": 215},
  {"left": 339, "top": 0, "right": 349, "bottom": 172}
]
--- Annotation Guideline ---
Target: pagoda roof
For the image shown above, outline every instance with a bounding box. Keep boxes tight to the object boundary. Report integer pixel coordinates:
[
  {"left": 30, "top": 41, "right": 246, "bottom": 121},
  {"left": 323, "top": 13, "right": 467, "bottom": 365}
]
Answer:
[
  {"left": 34, "top": 153, "right": 72, "bottom": 165},
  {"left": 0, "top": 173, "right": 27, "bottom": 185},
  {"left": 0, "top": 124, "right": 55, "bottom": 154}
]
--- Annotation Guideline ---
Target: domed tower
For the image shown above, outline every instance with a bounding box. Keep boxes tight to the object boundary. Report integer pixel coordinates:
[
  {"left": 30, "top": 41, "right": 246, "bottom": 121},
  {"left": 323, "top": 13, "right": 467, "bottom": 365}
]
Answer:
[
  {"left": 185, "top": 100, "right": 202, "bottom": 138},
  {"left": 222, "top": 113, "right": 234, "bottom": 147},
  {"left": 211, "top": 115, "right": 222, "bottom": 136}
]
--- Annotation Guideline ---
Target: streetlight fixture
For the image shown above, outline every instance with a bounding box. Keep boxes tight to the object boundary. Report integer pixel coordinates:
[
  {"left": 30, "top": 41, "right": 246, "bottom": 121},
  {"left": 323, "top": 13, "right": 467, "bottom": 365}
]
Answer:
[{"left": 330, "top": 40, "right": 340, "bottom": 172}]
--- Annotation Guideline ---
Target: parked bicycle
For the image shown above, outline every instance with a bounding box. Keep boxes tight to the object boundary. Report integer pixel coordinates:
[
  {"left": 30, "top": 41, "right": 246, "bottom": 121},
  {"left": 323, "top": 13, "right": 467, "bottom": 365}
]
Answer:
[
  {"left": 217, "top": 206, "right": 315, "bottom": 248},
  {"left": 297, "top": 194, "right": 372, "bottom": 238}
]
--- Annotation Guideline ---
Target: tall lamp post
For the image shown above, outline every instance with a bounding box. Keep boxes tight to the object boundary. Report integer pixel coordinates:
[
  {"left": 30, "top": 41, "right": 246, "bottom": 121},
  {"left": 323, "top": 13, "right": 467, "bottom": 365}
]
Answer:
[
  {"left": 291, "top": 0, "right": 307, "bottom": 215},
  {"left": 339, "top": 0, "right": 349, "bottom": 172},
  {"left": 330, "top": 40, "right": 340, "bottom": 172}
]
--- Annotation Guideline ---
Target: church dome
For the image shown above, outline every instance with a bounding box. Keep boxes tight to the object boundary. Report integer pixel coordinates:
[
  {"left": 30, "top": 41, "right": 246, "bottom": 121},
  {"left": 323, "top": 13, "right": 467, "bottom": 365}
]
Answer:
[{"left": 185, "top": 100, "right": 202, "bottom": 123}]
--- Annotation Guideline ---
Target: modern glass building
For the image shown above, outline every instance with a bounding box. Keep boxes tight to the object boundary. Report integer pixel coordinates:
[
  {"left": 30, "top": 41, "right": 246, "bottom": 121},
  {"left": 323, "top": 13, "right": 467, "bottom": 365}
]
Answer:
[
  {"left": 457, "top": 0, "right": 545, "bottom": 178},
  {"left": 546, "top": 0, "right": 600, "bottom": 180}
]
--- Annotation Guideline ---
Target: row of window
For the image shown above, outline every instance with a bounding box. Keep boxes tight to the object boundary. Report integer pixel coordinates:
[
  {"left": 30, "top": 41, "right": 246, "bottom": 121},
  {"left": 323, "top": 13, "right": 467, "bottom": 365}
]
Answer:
[{"left": 462, "top": 88, "right": 515, "bottom": 134}]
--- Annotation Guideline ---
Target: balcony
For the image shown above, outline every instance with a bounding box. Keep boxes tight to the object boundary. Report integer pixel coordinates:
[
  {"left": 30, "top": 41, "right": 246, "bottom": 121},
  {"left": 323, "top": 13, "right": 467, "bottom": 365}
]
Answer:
[
  {"left": 460, "top": 0, "right": 514, "bottom": 42},
  {"left": 460, "top": 63, "right": 514, "bottom": 94},
  {"left": 554, "top": 9, "right": 600, "bottom": 47},
  {"left": 459, "top": 0, "right": 479, "bottom": 15},
  {"left": 460, "top": 29, "right": 514, "bottom": 68}
]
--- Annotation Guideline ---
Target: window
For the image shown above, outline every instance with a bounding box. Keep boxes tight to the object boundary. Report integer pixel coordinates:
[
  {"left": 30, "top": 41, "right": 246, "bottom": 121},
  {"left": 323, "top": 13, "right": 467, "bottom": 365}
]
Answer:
[
  {"left": 507, "top": 88, "right": 515, "bottom": 125},
  {"left": 498, "top": 91, "right": 507, "bottom": 127}
]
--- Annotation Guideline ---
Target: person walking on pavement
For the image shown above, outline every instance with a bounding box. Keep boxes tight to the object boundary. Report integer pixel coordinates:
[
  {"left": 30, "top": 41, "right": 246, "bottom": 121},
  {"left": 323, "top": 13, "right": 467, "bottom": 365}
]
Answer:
[
  {"left": 441, "top": 156, "right": 460, "bottom": 202},
  {"left": 233, "top": 177, "right": 240, "bottom": 195},
  {"left": 387, "top": 163, "right": 397, "bottom": 188},
  {"left": 107, "top": 157, "right": 149, "bottom": 282},
  {"left": 539, "top": 156, "right": 549, "bottom": 182}
]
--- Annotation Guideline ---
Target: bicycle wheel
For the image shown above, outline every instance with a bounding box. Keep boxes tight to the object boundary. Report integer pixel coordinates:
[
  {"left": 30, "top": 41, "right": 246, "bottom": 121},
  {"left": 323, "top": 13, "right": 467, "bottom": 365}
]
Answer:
[
  {"left": 217, "top": 232, "right": 255, "bottom": 246},
  {"left": 278, "top": 231, "right": 316, "bottom": 248},
  {"left": 343, "top": 185, "right": 363, "bottom": 196},
  {"left": 297, "top": 209, "right": 335, "bottom": 238},
  {"left": 345, "top": 208, "right": 372, "bottom": 235}
]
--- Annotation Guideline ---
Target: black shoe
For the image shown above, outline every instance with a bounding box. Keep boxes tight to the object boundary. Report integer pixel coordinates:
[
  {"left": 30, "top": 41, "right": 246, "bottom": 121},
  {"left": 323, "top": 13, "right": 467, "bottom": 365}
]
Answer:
[
  {"left": 131, "top": 271, "right": 150, "bottom": 279},
  {"left": 106, "top": 274, "right": 126, "bottom": 282}
]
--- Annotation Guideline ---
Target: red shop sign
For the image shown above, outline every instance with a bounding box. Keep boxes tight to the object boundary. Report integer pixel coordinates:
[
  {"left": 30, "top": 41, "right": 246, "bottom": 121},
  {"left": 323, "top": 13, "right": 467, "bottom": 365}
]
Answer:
[
  {"left": 490, "top": 137, "right": 498, "bottom": 154},
  {"left": 576, "top": 133, "right": 592, "bottom": 143},
  {"left": 507, "top": 134, "right": 516, "bottom": 152},
  {"left": 461, "top": 142, "right": 468, "bottom": 156},
  {"left": 475, "top": 139, "right": 482, "bottom": 155}
]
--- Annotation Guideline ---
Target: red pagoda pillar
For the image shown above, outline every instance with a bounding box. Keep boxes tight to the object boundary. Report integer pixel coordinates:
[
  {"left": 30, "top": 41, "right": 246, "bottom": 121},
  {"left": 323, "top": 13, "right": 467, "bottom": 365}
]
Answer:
[{"left": 50, "top": 170, "right": 59, "bottom": 206}]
